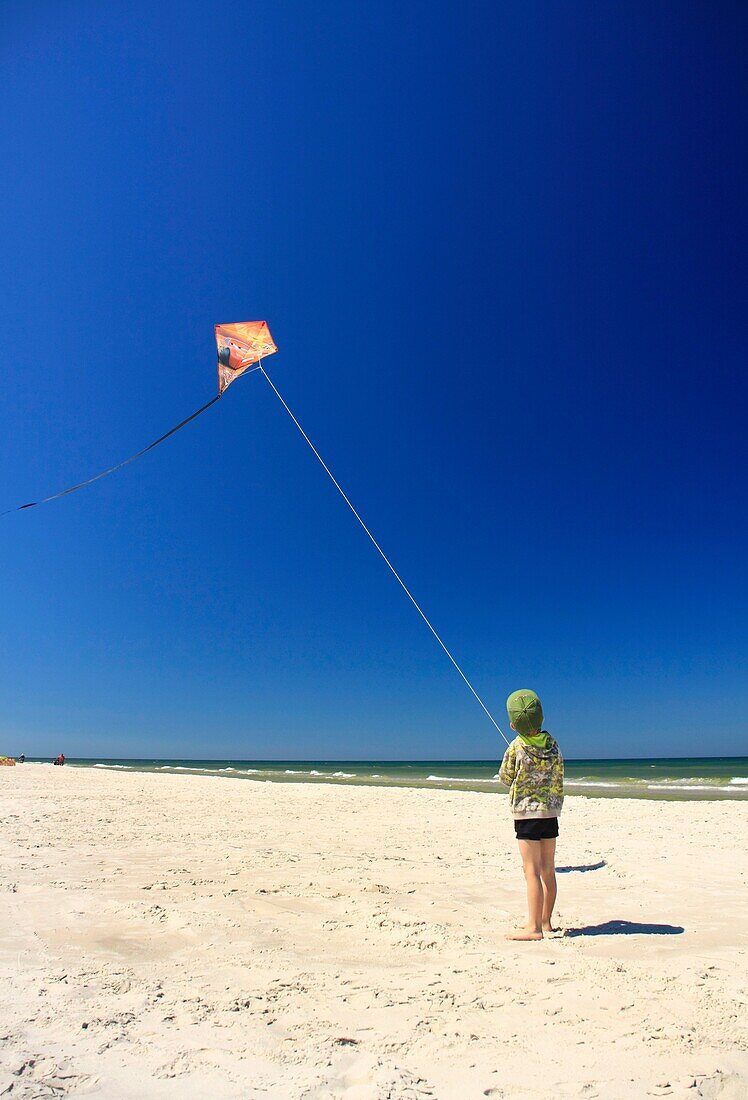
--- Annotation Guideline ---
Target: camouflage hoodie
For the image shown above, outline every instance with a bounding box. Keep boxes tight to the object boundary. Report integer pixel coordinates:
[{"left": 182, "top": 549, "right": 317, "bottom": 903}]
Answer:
[{"left": 499, "top": 733, "right": 564, "bottom": 819}]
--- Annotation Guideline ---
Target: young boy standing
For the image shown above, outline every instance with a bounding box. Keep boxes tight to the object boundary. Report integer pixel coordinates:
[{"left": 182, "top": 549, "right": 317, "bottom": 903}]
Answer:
[{"left": 499, "top": 689, "right": 564, "bottom": 941}]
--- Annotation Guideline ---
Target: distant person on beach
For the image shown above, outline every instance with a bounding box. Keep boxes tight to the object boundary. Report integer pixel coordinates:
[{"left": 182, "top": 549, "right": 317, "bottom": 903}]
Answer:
[
  {"left": 19, "top": 754, "right": 25, "bottom": 763},
  {"left": 53, "top": 754, "right": 65, "bottom": 766},
  {"left": 499, "top": 689, "right": 564, "bottom": 941}
]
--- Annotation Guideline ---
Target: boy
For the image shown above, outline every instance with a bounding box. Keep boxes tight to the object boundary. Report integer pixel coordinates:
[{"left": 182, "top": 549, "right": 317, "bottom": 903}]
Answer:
[{"left": 499, "top": 689, "right": 564, "bottom": 940}]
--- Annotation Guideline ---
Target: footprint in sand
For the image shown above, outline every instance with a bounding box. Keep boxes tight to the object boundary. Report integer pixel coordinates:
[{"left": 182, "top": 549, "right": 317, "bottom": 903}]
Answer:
[
  {"left": 8, "top": 1054, "right": 99, "bottom": 1096},
  {"left": 154, "top": 1052, "right": 195, "bottom": 1079}
]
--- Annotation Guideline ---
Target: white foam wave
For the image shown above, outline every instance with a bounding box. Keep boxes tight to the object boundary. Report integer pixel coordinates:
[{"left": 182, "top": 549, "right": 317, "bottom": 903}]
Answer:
[
  {"left": 332, "top": 771, "right": 355, "bottom": 778},
  {"left": 647, "top": 783, "right": 734, "bottom": 793},
  {"left": 93, "top": 764, "right": 132, "bottom": 770},
  {"left": 426, "top": 774, "right": 498, "bottom": 783},
  {"left": 161, "top": 764, "right": 258, "bottom": 775},
  {"left": 647, "top": 777, "right": 719, "bottom": 786},
  {"left": 565, "top": 781, "right": 625, "bottom": 789},
  {"left": 729, "top": 777, "right": 748, "bottom": 785}
]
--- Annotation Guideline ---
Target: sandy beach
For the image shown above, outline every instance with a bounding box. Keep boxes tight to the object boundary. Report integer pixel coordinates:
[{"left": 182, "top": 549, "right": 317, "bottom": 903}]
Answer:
[{"left": 1, "top": 765, "right": 746, "bottom": 1099}]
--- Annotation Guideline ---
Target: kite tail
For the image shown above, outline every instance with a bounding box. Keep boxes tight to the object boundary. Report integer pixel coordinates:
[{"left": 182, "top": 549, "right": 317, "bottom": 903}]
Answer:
[
  {"left": 1, "top": 393, "right": 222, "bottom": 518},
  {"left": 258, "top": 364, "right": 511, "bottom": 746}
]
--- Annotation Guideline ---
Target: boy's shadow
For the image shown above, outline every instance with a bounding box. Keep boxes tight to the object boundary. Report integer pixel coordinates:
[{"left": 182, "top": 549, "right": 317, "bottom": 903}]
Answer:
[
  {"left": 566, "top": 920, "right": 684, "bottom": 937},
  {"left": 556, "top": 861, "right": 606, "bottom": 874}
]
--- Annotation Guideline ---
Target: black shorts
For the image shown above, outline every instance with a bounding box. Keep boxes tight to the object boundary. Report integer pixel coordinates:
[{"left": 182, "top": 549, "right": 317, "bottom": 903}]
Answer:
[{"left": 514, "top": 818, "right": 559, "bottom": 841}]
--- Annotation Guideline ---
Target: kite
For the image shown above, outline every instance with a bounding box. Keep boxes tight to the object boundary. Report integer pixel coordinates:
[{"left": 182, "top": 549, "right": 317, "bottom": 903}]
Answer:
[
  {"left": 1, "top": 321, "right": 277, "bottom": 517},
  {"left": 2, "top": 317, "right": 509, "bottom": 741},
  {"left": 215, "top": 320, "right": 277, "bottom": 393}
]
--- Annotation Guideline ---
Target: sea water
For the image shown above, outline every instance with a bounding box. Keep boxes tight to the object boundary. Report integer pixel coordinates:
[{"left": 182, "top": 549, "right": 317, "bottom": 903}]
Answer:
[{"left": 38, "top": 756, "right": 748, "bottom": 800}]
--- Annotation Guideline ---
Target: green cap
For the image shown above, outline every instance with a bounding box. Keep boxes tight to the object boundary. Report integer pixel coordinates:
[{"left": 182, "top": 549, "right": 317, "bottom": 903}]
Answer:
[{"left": 506, "top": 689, "right": 544, "bottom": 735}]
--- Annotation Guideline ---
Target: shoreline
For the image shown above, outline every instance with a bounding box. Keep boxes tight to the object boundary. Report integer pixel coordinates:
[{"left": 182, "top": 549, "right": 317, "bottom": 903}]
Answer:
[{"left": 13, "top": 757, "right": 748, "bottom": 801}]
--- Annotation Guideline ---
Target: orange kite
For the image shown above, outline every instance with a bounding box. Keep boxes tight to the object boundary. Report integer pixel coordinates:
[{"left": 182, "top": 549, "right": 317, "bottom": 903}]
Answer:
[
  {"left": 215, "top": 321, "right": 278, "bottom": 393},
  {"left": 3, "top": 321, "right": 278, "bottom": 516}
]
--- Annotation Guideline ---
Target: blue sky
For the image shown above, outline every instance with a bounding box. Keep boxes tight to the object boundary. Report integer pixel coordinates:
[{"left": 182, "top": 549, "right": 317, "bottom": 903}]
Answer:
[{"left": 1, "top": 2, "right": 746, "bottom": 760}]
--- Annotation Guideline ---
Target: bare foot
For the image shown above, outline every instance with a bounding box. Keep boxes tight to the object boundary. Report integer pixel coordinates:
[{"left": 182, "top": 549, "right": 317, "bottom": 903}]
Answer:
[{"left": 505, "top": 927, "right": 543, "bottom": 941}]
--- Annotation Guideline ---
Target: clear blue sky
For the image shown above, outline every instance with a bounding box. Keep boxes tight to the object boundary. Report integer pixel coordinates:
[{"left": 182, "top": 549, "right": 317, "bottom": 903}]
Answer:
[{"left": 1, "top": 3, "right": 746, "bottom": 760}]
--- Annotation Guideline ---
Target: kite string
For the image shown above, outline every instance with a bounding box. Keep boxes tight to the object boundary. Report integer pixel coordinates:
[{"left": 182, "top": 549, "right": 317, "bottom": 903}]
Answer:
[{"left": 258, "top": 365, "right": 510, "bottom": 746}]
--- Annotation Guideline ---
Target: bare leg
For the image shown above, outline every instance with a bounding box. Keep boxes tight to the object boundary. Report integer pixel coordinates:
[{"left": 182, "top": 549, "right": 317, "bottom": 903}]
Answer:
[
  {"left": 506, "top": 839, "right": 543, "bottom": 940},
  {"left": 539, "top": 837, "right": 558, "bottom": 932}
]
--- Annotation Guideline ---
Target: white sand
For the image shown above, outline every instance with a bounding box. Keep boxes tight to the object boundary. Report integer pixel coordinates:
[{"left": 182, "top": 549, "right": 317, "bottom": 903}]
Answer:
[{"left": 1, "top": 764, "right": 747, "bottom": 1099}]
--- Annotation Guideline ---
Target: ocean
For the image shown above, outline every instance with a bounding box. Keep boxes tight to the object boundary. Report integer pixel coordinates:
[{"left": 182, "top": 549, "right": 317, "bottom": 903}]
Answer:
[{"left": 38, "top": 756, "right": 748, "bottom": 800}]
